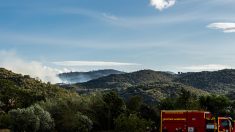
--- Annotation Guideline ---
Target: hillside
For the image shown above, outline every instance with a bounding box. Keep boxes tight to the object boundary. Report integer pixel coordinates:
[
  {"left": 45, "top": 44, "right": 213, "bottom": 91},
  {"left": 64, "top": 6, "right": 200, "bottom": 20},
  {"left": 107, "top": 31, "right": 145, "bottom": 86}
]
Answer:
[
  {"left": 58, "top": 69, "right": 125, "bottom": 83},
  {"left": 68, "top": 70, "right": 208, "bottom": 102},
  {"left": 59, "top": 68, "right": 235, "bottom": 101},
  {"left": 134, "top": 82, "right": 208, "bottom": 100},
  {"left": 175, "top": 69, "right": 235, "bottom": 94},
  {"left": 0, "top": 68, "right": 75, "bottom": 112},
  {"left": 118, "top": 82, "right": 208, "bottom": 105},
  {"left": 76, "top": 70, "right": 175, "bottom": 89}
]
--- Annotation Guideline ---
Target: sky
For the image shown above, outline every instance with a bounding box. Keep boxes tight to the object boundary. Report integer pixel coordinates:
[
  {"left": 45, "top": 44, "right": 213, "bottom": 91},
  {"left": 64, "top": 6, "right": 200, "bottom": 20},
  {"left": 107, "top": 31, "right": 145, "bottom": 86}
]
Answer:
[{"left": 1, "top": 0, "right": 235, "bottom": 83}]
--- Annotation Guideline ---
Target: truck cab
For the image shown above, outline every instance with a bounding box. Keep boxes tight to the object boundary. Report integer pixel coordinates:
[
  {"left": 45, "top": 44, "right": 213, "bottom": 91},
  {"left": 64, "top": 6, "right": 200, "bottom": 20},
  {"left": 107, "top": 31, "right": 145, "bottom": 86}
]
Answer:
[
  {"left": 161, "top": 110, "right": 235, "bottom": 132},
  {"left": 217, "top": 117, "right": 234, "bottom": 132}
]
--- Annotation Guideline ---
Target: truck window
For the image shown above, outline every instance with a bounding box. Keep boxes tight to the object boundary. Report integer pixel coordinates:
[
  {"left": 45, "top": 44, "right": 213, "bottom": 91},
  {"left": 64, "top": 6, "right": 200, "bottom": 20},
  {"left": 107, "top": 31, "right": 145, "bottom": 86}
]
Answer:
[{"left": 221, "top": 120, "right": 229, "bottom": 127}]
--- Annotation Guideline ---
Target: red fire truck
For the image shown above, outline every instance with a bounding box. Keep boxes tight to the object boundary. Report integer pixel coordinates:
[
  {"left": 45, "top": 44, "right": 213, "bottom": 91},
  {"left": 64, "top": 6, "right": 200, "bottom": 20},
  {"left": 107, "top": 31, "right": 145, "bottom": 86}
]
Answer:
[{"left": 161, "top": 110, "right": 235, "bottom": 132}]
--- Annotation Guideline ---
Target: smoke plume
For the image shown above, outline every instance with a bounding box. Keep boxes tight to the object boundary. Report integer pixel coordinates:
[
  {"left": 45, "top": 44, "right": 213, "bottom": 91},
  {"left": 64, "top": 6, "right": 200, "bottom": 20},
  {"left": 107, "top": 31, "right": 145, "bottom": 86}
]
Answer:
[{"left": 0, "top": 50, "right": 61, "bottom": 83}]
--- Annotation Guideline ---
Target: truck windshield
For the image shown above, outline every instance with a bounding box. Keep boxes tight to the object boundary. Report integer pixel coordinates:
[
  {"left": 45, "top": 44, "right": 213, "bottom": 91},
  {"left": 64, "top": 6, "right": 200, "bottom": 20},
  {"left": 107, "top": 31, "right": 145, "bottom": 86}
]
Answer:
[{"left": 221, "top": 120, "right": 229, "bottom": 127}]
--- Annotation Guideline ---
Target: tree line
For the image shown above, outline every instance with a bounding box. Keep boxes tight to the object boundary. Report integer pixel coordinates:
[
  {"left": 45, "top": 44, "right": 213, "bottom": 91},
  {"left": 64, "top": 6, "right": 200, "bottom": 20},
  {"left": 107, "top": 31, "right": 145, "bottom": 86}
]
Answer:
[{"left": 1, "top": 88, "right": 235, "bottom": 132}]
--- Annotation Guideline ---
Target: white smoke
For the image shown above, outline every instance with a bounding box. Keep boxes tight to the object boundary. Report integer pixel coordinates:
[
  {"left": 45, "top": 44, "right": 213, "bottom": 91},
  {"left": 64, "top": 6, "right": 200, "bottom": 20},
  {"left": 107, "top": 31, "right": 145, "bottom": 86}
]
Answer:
[
  {"left": 150, "top": 0, "right": 176, "bottom": 11},
  {"left": 0, "top": 50, "right": 62, "bottom": 84}
]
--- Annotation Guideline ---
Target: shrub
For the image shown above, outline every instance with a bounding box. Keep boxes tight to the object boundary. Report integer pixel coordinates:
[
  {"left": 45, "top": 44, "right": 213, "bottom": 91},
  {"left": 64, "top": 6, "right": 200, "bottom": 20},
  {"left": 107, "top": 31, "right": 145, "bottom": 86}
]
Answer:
[
  {"left": 114, "top": 113, "right": 153, "bottom": 132},
  {"left": 9, "top": 107, "right": 40, "bottom": 132},
  {"left": 0, "top": 113, "right": 11, "bottom": 129},
  {"left": 8, "top": 104, "right": 54, "bottom": 132},
  {"left": 73, "top": 112, "right": 93, "bottom": 132}
]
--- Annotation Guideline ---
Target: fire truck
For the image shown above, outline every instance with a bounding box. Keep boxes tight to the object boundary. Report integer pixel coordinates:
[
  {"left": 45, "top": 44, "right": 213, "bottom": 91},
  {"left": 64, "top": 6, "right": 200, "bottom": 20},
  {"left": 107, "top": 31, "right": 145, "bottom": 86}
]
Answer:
[{"left": 161, "top": 110, "right": 235, "bottom": 132}]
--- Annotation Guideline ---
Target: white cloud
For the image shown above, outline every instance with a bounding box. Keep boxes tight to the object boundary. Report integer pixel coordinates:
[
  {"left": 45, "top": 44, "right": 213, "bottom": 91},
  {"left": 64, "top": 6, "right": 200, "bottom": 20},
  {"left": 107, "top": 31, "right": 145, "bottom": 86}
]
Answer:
[
  {"left": 102, "top": 13, "right": 118, "bottom": 21},
  {"left": 53, "top": 61, "right": 140, "bottom": 67},
  {"left": 0, "top": 50, "right": 62, "bottom": 83},
  {"left": 150, "top": 0, "right": 176, "bottom": 11},
  {"left": 61, "top": 8, "right": 118, "bottom": 21},
  {"left": 207, "top": 22, "right": 235, "bottom": 33},
  {"left": 181, "top": 64, "right": 232, "bottom": 72}
]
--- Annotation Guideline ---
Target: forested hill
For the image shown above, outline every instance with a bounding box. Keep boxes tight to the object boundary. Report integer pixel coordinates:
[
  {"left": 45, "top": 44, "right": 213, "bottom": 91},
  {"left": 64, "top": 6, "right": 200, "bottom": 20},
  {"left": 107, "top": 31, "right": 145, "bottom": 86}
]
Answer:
[
  {"left": 77, "top": 70, "right": 175, "bottom": 89},
  {"left": 175, "top": 69, "right": 235, "bottom": 94},
  {"left": 76, "top": 69, "right": 235, "bottom": 94},
  {"left": 0, "top": 68, "right": 75, "bottom": 112},
  {"left": 70, "top": 69, "right": 235, "bottom": 100},
  {"left": 73, "top": 69, "right": 208, "bottom": 102},
  {"left": 58, "top": 69, "right": 125, "bottom": 83}
]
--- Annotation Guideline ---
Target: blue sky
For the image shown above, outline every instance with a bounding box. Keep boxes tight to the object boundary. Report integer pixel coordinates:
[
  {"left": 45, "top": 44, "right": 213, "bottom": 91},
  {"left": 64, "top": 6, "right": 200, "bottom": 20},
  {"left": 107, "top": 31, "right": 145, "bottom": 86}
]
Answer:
[{"left": 1, "top": 0, "right": 235, "bottom": 82}]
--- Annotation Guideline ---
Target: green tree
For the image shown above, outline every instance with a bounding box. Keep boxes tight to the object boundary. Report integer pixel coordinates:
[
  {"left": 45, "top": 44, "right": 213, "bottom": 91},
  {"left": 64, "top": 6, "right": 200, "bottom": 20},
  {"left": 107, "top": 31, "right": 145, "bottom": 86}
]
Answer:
[
  {"left": 102, "top": 91, "right": 126, "bottom": 130},
  {"left": 199, "top": 95, "right": 231, "bottom": 115},
  {"left": 72, "top": 112, "right": 93, "bottom": 132},
  {"left": 0, "top": 79, "right": 45, "bottom": 112},
  {"left": 0, "top": 80, "right": 22, "bottom": 111},
  {"left": 9, "top": 107, "right": 40, "bottom": 132},
  {"left": 87, "top": 91, "right": 126, "bottom": 131},
  {"left": 114, "top": 113, "right": 153, "bottom": 132},
  {"left": 33, "top": 104, "right": 54, "bottom": 132},
  {"left": 176, "top": 88, "right": 199, "bottom": 109},
  {"left": 139, "top": 104, "right": 160, "bottom": 131},
  {"left": 126, "top": 96, "right": 143, "bottom": 112},
  {"left": 40, "top": 97, "right": 93, "bottom": 132},
  {"left": 8, "top": 104, "right": 54, "bottom": 132},
  {"left": 40, "top": 99, "right": 72, "bottom": 132},
  {"left": 159, "top": 98, "right": 176, "bottom": 110},
  {"left": 0, "top": 113, "right": 11, "bottom": 129}
]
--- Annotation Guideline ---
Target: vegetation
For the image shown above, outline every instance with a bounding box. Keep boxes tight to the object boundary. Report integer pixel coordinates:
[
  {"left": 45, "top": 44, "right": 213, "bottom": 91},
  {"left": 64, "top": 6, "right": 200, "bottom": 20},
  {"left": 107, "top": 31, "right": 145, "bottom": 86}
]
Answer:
[
  {"left": 0, "top": 68, "right": 75, "bottom": 112},
  {"left": 9, "top": 104, "right": 54, "bottom": 132},
  {"left": 114, "top": 113, "right": 153, "bottom": 132},
  {"left": 175, "top": 69, "right": 235, "bottom": 94},
  {"left": 1, "top": 68, "right": 235, "bottom": 131},
  {"left": 76, "top": 70, "right": 175, "bottom": 89},
  {"left": 71, "top": 70, "right": 208, "bottom": 104}
]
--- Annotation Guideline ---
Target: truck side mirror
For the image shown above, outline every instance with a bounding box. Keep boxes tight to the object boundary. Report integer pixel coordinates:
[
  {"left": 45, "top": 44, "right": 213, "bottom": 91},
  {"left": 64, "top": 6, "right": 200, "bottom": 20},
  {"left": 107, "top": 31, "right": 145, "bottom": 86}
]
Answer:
[{"left": 229, "top": 120, "right": 232, "bottom": 127}]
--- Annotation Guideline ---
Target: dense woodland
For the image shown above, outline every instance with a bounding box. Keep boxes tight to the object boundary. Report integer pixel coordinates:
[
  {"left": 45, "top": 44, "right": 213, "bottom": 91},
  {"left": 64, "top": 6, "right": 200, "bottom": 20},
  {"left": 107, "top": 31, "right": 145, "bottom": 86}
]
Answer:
[{"left": 1, "top": 68, "right": 235, "bottom": 132}]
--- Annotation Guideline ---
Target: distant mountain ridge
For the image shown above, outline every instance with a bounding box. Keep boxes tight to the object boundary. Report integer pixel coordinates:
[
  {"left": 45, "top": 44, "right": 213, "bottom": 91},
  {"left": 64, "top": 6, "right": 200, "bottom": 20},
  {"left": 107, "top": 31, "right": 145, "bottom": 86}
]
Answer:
[
  {"left": 58, "top": 69, "right": 125, "bottom": 83},
  {"left": 64, "top": 69, "right": 235, "bottom": 102},
  {"left": 175, "top": 69, "right": 235, "bottom": 94},
  {"left": 77, "top": 70, "right": 175, "bottom": 89},
  {"left": 67, "top": 69, "right": 208, "bottom": 104}
]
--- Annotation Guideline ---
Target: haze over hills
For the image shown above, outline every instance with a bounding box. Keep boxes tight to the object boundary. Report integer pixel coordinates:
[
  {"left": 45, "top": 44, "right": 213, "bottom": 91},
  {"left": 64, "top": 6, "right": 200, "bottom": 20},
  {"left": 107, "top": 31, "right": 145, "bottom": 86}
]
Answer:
[{"left": 58, "top": 69, "right": 125, "bottom": 84}]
